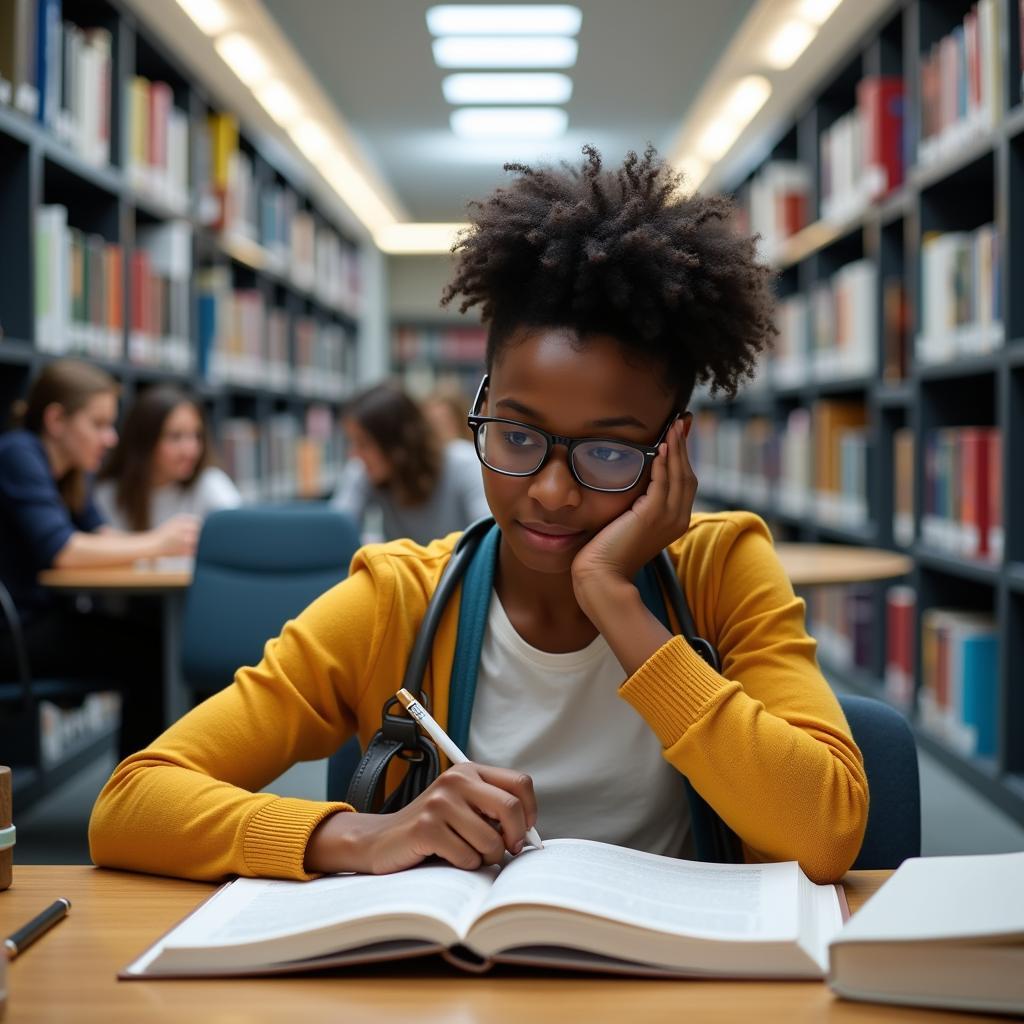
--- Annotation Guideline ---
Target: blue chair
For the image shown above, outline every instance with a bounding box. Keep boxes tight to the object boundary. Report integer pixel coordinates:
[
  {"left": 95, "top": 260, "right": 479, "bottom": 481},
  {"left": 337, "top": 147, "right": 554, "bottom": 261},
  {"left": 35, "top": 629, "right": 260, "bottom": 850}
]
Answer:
[
  {"left": 328, "top": 692, "right": 920, "bottom": 870},
  {"left": 181, "top": 506, "right": 361, "bottom": 699}
]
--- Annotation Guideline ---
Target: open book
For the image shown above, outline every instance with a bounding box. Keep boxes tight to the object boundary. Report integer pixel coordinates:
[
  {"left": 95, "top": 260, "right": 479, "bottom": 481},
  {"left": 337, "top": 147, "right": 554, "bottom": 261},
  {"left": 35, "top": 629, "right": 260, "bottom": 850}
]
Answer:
[
  {"left": 123, "top": 839, "right": 847, "bottom": 979},
  {"left": 828, "top": 851, "right": 1024, "bottom": 1014}
]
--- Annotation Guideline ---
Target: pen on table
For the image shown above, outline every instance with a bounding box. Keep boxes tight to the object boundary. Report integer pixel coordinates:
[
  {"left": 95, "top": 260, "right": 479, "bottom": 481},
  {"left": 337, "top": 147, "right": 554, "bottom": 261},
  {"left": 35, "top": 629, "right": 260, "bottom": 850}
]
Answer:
[
  {"left": 4, "top": 898, "right": 71, "bottom": 960},
  {"left": 395, "top": 688, "right": 544, "bottom": 851}
]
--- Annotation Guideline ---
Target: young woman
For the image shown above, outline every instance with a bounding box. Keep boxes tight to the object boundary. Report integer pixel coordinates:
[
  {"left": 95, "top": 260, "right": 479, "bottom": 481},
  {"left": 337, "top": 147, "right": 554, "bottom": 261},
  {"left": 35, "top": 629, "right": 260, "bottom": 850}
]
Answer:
[
  {"left": 331, "top": 382, "right": 488, "bottom": 544},
  {"left": 90, "top": 148, "right": 868, "bottom": 884},
  {"left": 0, "top": 360, "right": 198, "bottom": 755},
  {"left": 94, "top": 385, "right": 240, "bottom": 532},
  {"left": 422, "top": 387, "right": 474, "bottom": 444}
]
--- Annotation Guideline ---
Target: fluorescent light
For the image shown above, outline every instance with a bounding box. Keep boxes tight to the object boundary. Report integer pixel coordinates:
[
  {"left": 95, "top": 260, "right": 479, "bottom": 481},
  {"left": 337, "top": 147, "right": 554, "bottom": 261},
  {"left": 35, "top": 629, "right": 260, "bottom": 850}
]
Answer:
[
  {"left": 289, "top": 119, "right": 332, "bottom": 159},
  {"left": 427, "top": 5, "right": 582, "bottom": 36},
  {"left": 375, "top": 222, "right": 468, "bottom": 254},
  {"left": 697, "top": 119, "right": 743, "bottom": 161},
  {"left": 255, "top": 81, "right": 303, "bottom": 126},
  {"left": 433, "top": 36, "right": 577, "bottom": 68},
  {"left": 175, "top": 0, "right": 231, "bottom": 35},
  {"left": 676, "top": 155, "right": 709, "bottom": 191},
  {"left": 215, "top": 33, "right": 270, "bottom": 87},
  {"left": 798, "top": 0, "right": 843, "bottom": 26},
  {"left": 721, "top": 76, "right": 772, "bottom": 124},
  {"left": 442, "top": 72, "right": 572, "bottom": 104},
  {"left": 450, "top": 106, "right": 568, "bottom": 139},
  {"left": 765, "top": 20, "right": 817, "bottom": 69},
  {"left": 321, "top": 153, "right": 400, "bottom": 237}
]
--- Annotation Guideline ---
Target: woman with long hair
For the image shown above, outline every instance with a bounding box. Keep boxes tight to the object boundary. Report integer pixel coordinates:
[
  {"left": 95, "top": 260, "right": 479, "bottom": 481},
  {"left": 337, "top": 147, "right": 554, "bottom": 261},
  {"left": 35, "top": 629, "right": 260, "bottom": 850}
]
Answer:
[
  {"left": 331, "top": 382, "right": 488, "bottom": 544},
  {"left": 95, "top": 385, "right": 240, "bottom": 531},
  {"left": 0, "top": 360, "right": 197, "bottom": 755}
]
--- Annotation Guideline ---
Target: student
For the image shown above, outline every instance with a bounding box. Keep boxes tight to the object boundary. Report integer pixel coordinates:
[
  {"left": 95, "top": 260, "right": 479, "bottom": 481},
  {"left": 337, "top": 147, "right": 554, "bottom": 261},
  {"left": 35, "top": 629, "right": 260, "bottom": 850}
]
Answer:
[
  {"left": 0, "top": 360, "right": 198, "bottom": 756},
  {"left": 90, "top": 147, "right": 868, "bottom": 885},
  {"left": 94, "top": 385, "right": 241, "bottom": 532},
  {"left": 330, "top": 382, "right": 488, "bottom": 544}
]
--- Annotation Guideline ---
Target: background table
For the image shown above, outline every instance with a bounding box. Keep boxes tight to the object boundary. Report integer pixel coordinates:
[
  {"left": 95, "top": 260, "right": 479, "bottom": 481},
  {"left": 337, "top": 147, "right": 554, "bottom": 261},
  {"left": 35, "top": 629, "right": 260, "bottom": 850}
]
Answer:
[
  {"left": 0, "top": 866, "right": 996, "bottom": 1023},
  {"left": 38, "top": 567, "right": 192, "bottom": 725},
  {"left": 773, "top": 544, "right": 912, "bottom": 588}
]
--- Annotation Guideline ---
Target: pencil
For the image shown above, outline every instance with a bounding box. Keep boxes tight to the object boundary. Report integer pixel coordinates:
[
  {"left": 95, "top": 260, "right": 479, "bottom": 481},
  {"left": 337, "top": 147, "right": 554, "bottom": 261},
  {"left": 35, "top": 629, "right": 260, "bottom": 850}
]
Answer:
[{"left": 4, "top": 898, "right": 71, "bottom": 960}]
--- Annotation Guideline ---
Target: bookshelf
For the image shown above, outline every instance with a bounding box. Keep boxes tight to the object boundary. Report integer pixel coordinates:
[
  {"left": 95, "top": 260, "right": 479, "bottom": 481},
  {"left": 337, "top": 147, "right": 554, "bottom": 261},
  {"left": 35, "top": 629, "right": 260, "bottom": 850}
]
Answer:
[
  {"left": 693, "top": 0, "right": 1024, "bottom": 822},
  {"left": 391, "top": 321, "right": 487, "bottom": 401},
  {"left": 0, "top": 0, "right": 367, "bottom": 802}
]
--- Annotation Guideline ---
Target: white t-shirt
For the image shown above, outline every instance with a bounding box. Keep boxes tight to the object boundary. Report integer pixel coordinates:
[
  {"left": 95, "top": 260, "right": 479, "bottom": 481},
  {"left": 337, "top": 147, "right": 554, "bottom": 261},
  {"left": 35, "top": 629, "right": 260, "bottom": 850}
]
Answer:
[
  {"left": 93, "top": 466, "right": 242, "bottom": 530},
  {"left": 467, "top": 590, "right": 692, "bottom": 858}
]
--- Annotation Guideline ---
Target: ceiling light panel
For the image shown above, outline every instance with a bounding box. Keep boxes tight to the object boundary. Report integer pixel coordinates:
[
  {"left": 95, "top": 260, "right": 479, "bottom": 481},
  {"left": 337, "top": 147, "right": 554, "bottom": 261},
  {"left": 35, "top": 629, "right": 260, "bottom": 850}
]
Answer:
[
  {"left": 450, "top": 106, "right": 568, "bottom": 139},
  {"left": 215, "top": 33, "right": 271, "bottom": 87},
  {"left": 255, "top": 81, "right": 303, "bottom": 126},
  {"left": 442, "top": 72, "right": 572, "bottom": 104},
  {"left": 798, "top": 0, "right": 843, "bottom": 26},
  {"left": 175, "top": 0, "right": 231, "bottom": 36},
  {"left": 432, "top": 36, "right": 578, "bottom": 68},
  {"left": 375, "top": 222, "right": 468, "bottom": 254},
  {"left": 426, "top": 5, "right": 582, "bottom": 36},
  {"left": 765, "top": 20, "right": 817, "bottom": 69}
]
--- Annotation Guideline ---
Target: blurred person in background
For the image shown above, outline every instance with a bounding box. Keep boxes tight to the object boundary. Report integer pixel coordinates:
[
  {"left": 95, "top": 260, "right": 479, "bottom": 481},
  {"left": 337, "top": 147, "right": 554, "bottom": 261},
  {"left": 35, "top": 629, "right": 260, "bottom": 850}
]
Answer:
[
  {"left": 331, "top": 382, "right": 487, "bottom": 545},
  {"left": 95, "top": 385, "right": 240, "bottom": 532},
  {"left": 423, "top": 387, "right": 473, "bottom": 443}
]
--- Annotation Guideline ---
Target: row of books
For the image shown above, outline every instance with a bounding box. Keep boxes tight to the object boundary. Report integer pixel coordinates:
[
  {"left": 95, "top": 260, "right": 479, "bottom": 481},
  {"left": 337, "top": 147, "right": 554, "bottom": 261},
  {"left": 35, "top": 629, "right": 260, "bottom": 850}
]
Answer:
[
  {"left": 921, "top": 426, "right": 1002, "bottom": 563},
  {"left": 392, "top": 326, "right": 488, "bottom": 366},
  {"left": 820, "top": 76, "right": 904, "bottom": 224},
  {"left": 207, "top": 113, "right": 362, "bottom": 316},
  {"left": 196, "top": 267, "right": 353, "bottom": 399},
  {"left": 917, "top": 225, "right": 1002, "bottom": 364},
  {"left": 918, "top": 0, "right": 1003, "bottom": 167},
  {"left": 773, "top": 259, "right": 877, "bottom": 385},
  {"left": 807, "top": 583, "right": 876, "bottom": 676},
  {"left": 742, "top": 161, "right": 809, "bottom": 265},
  {"left": 218, "top": 409, "right": 343, "bottom": 502},
  {"left": 691, "top": 402, "right": 869, "bottom": 529},
  {"left": 126, "top": 76, "right": 190, "bottom": 212},
  {"left": 0, "top": 0, "right": 112, "bottom": 167}
]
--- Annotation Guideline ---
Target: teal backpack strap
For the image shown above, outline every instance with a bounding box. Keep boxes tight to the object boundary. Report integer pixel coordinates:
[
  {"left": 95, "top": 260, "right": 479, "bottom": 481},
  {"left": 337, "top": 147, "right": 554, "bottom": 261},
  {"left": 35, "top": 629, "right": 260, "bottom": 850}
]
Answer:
[{"left": 446, "top": 522, "right": 501, "bottom": 751}]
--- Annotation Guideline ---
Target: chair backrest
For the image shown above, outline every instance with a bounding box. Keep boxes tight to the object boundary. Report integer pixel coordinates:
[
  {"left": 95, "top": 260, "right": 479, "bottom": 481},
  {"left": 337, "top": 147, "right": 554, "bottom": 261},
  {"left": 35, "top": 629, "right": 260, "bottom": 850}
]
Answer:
[
  {"left": 326, "top": 692, "right": 921, "bottom": 870},
  {"left": 839, "top": 693, "right": 921, "bottom": 869},
  {"left": 181, "top": 506, "right": 361, "bottom": 695}
]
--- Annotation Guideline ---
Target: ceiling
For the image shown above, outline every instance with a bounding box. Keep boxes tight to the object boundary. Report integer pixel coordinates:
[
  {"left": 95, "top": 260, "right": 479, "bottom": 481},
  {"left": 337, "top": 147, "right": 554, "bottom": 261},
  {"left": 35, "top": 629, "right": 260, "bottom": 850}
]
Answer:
[{"left": 261, "top": 0, "right": 757, "bottom": 222}]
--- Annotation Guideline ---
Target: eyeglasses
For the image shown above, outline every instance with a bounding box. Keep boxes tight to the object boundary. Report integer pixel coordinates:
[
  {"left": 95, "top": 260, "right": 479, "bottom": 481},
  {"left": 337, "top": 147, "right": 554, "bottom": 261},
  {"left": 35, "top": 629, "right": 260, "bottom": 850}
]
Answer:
[{"left": 466, "top": 375, "right": 679, "bottom": 493}]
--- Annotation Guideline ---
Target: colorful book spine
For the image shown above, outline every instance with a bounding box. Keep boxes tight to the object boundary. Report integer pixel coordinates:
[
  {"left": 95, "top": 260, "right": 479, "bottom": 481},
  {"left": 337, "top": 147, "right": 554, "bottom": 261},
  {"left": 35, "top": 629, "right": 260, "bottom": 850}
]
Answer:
[{"left": 885, "top": 585, "right": 916, "bottom": 710}]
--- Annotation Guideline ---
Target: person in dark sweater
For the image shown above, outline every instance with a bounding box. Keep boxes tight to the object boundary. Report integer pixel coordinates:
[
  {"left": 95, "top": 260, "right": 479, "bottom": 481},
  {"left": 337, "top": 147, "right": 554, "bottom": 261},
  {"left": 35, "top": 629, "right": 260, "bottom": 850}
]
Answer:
[{"left": 0, "top": 360, "right": 197, "bottom": 756}]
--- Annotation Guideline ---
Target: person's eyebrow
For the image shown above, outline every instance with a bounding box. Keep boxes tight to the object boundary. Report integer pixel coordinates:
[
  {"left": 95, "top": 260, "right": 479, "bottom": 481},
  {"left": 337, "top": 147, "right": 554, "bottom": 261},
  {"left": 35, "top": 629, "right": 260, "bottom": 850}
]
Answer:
[{"left": 495, "top": 398, "right": 648, "bottom": 431}]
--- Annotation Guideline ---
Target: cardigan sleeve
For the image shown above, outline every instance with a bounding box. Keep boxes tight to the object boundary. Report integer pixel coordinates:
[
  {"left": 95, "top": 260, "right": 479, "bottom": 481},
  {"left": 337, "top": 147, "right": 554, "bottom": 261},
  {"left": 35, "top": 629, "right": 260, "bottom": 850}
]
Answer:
[
  {"left": 88, "top": 554, "right": 396, "bottom": 882},
  {"left": 619, "top": 516, "right": 869, "bottom": 883}
]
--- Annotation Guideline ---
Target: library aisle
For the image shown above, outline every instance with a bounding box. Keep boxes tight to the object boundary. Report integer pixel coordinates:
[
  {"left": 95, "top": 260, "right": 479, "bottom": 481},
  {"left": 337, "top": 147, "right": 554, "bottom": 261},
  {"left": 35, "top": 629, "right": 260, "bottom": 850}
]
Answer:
[{"left": 2, "top": 0, "right": 1023, "bottom": 876}]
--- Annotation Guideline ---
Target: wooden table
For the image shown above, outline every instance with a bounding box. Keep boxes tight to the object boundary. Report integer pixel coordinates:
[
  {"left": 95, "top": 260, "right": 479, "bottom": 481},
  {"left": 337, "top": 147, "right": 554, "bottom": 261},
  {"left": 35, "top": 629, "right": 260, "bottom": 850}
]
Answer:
[
  {"left": 774, "top": 545, "right": 912, "bottom": 588},
  {"left": 38, "top": 567, "right": 192, "bottom": 725},
  {"left": 0, "top": 866, "right": 995, "bottom": 1023}
]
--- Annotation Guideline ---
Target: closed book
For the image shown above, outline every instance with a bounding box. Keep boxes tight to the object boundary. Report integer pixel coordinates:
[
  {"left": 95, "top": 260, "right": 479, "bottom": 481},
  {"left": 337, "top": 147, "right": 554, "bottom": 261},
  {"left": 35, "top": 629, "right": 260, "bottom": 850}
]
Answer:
[
  {"left": 959, "top": 630, "right": 998, "bottom": 758},
  {"left": 829, "top": 852, "right": 1024, "bottom": 1015}
]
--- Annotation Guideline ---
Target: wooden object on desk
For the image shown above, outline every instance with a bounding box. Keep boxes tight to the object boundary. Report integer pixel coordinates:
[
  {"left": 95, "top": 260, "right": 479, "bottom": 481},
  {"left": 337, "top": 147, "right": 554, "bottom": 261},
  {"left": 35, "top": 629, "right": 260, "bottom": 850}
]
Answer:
[
  {"left": 0, "top": 767, "right": 10, "bottom": 891},
  {"left": 37, "top": 567, "right": 191, "bottom": 591},
  {"left": 775, "top": 544, "right": 912, "bottom": 587},
  {"left": 0, "top": 865, "right": 990, "bottom": 1023}
]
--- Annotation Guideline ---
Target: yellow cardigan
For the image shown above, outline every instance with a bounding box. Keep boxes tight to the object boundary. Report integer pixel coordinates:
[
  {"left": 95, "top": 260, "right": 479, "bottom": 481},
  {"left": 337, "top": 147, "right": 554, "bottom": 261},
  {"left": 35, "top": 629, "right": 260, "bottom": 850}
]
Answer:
[{"left": 88, "top": 511, "right": 868, "bottom": 884}]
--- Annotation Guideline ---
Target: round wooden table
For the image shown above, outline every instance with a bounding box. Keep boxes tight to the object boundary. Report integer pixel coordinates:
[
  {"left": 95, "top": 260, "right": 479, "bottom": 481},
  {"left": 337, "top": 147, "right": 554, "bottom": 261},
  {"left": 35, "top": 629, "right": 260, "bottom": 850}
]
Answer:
[{"left": 774, "top": 544, "right": 912, "bottom": 587}]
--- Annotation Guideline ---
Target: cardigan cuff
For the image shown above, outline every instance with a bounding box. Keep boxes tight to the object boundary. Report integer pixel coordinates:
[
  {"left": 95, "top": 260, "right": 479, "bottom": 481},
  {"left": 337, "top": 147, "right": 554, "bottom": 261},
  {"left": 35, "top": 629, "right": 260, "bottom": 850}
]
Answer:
[
  {"left": 242, "top": 797, "right": 353, "bottom": 880},
  {"left": 619, "top": 635, "right": 737, "bottom": 748}
]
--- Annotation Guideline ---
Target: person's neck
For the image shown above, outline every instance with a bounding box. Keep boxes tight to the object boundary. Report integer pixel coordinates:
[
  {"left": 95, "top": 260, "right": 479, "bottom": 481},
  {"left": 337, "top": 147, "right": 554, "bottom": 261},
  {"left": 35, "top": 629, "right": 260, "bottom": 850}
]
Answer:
[
  {"left": 494, "top": 537, "right": 598, "bottom": 653},
  {"left": 40, "top": 435, "right": 71, "bottom": 480}
]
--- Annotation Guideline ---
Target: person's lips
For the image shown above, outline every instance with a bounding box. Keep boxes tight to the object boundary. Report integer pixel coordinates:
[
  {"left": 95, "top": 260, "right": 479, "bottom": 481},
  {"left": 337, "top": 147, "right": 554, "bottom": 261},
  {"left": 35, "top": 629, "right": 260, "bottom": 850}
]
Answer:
[{"left": 517, "top": 520, "right": 586, "bottom": 551}]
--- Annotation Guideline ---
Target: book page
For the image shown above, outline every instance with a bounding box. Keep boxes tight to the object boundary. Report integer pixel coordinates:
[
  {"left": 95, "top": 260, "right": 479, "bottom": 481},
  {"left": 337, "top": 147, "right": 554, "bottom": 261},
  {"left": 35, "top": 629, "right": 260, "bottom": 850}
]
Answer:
[{"left": 476, "top": 839, "right": 802, "bottom": 940}]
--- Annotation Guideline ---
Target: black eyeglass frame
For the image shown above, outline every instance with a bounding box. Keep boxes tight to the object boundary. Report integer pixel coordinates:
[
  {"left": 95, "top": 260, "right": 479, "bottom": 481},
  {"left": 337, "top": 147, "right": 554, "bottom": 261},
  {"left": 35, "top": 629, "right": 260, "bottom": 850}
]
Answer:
[{"left": 466, "top": 374, "right": 681, "bottom": 494}]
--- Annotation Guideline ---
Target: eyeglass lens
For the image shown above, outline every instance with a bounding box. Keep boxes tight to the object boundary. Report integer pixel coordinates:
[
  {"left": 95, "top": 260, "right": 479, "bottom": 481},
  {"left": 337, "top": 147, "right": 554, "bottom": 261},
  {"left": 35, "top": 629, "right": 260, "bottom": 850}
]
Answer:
[{"left": 475, "top": 421, "right": 647, "bottom": 490}]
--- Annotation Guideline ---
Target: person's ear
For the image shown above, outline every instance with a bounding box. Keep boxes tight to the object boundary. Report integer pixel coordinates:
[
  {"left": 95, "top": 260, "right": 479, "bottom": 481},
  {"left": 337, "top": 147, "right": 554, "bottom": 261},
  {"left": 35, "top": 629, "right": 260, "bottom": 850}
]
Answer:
[
  {"left": 681, "top": 411, "right": 693, "bottom": 439},
  {"left": 41, "top": 401, "right": 67, "bottom": 438}
]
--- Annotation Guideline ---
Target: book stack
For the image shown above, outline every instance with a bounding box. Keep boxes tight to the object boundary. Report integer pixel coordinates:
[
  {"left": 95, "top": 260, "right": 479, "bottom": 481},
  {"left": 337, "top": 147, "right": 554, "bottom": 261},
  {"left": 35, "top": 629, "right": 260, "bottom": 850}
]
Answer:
[
  {"left": 918, "top": 0, "right": 1003, "bottom": 167},
  {"left": 917, "top": 226, "right": 1002, "bottom": 364},
  {"left": 314, "top": 227, "right": 361, "bottom": 316},
  {"left": 294, "top": 317, "right": 349, "bottom": 400},
  {"left": 266, "top": 307, "right": 291, "bottom": 392},
  {"left": 291, "top": 211, "right": 316, "bottom": 293},
  {"left": 126, "top": 77, "right": 190, "bottom": 212},
  {"left": 0, "top": 1, "right": 112, "bottom": 166},
  {"left": 885, "top": 585, "right": 916, "bottom": 710},
  {"left": 777, "top": 407, "right": 813, "bottom": 518},
  {"left": 256, "top": 181, "right": 298, "bottom": 269},
  {"left": 218, "top": 418, "right": 261, "bottom": 503},
  {"left": 892, "top": 427, "right": 914, "bottom": 547},
  {"left": 881, "top": 278, "right": 909, "bottom": 382},
  {"left": 264, "top": 413, "right": 300, "bottom": 500},
  {"left": 129, "top": 220, "right": 192, "bottom": 372},
  {"left": 919, "top": 608, "right": 998, "bottom": 759},
  {"left": 820, "top": 76, "right": 903, "bottom": 223},
  {"left": 196, "top": 267, "right": 265, "bottom": 385},
  {"left": 772, "top": 294, "right": 809, "bottom": 387},
  {"left": 921, "top": 427, "right": 1002, "bottom": 562},
  {"left": 807, "top": 584, "right": 876, "bottom": 676},
  {"left": 813, "top": 400, "right": 869, "bottom": 529},
  {"left": 34, "top": 204, "right": 123, "bottom": 358},
  {"left": 811, "top": 259, "right": 877, "bottom": 381},
  {"left": 393, "top": 325, "right": 488, "bottom": 365},
  {"left": 746, "top": 161, "right": 809, "bottom": 263},
  {"left": 296, "top": 403, "right": 343, "bottom": 499}
]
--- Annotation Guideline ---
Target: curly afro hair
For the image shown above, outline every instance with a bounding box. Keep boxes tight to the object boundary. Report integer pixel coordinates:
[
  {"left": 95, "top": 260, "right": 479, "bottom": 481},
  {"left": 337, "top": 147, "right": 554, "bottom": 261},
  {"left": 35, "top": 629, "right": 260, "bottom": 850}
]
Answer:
[{"left": 441, "top": 144, "right": 776, "bottom": 403}]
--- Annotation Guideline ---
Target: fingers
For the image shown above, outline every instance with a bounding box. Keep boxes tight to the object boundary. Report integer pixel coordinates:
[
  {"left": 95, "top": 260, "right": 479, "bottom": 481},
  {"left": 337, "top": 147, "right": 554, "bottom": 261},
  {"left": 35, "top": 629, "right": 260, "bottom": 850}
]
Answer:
[{"left": 474, "top": 764, "right": 538, "bottom": 832}]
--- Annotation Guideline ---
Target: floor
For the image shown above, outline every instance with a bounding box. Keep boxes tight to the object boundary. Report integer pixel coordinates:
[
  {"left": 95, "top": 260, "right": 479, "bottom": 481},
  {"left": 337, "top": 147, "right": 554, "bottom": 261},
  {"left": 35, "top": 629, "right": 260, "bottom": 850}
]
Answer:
[{"left": 11, "top": 743, "right": 1024, "bottom": 866}]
